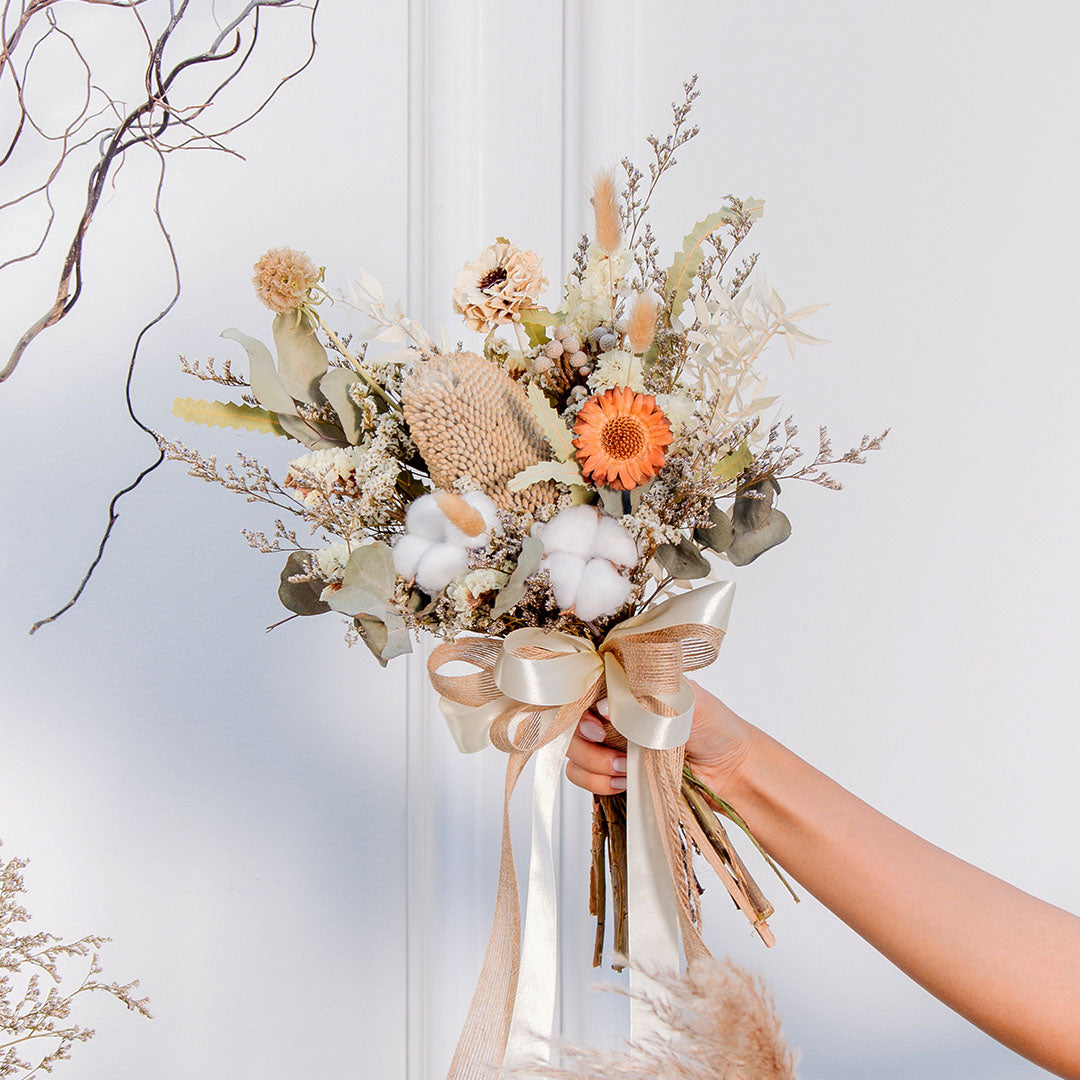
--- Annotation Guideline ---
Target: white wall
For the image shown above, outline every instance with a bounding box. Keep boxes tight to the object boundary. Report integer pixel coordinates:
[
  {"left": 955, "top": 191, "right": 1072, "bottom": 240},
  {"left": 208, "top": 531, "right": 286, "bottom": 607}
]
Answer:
[
  {"left": 1, "top": 3, "right": 411, "bottom": 1077},
  {"left": 1, "top": 2, "right": 1078, "bottom": 1079}
]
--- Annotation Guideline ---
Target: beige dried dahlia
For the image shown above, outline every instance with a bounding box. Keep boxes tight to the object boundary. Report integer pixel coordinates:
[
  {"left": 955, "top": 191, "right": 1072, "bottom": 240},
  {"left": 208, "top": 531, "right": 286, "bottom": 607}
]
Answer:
[
  {"left": 452, "top": 240, "right": 546, "bottom": 333},
  {"left": 401, "top": 351, "right": 556, "bottom": 513}
]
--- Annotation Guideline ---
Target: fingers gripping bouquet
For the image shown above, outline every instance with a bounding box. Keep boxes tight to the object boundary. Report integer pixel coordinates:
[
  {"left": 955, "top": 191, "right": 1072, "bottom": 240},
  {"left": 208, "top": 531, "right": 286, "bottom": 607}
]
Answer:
[{"left": 164, "top": 80, "right": 885, "bottom": 1074}]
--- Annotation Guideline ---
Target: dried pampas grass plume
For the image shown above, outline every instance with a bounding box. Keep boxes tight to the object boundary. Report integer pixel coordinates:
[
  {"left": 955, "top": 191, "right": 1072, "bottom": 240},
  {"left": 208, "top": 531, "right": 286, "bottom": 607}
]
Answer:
[
  {"left": 591, "top": 169, "right": 622, "bottom": 255},
  {"left": 626, "top": 292, "right": 659, "bottom": 354},
  {"left": 402, "top": 351, "right": 556, "bottom": 514},
  {"left": 504, "top": 957, "right": 798, "bottom": 1080}
]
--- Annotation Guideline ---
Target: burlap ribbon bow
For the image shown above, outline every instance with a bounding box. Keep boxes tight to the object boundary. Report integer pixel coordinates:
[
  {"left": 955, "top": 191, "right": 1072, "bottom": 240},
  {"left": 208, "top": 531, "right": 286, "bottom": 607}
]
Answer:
[{"left": 428, "top": 580, "right": 737, "bottom": 1079}]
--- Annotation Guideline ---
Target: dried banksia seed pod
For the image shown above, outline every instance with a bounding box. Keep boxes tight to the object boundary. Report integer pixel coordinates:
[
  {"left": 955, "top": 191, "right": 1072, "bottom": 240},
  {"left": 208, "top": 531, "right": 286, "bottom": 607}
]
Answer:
[
  {"left": 402, "top": 351, "right": 556, "bottom": 513},
  {"left": 591, "top": 170, "right": 621, "bottom": 255}
]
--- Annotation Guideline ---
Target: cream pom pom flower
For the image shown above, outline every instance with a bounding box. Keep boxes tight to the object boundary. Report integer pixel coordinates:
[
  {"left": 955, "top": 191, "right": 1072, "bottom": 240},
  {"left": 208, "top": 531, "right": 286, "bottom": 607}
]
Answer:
[
  {"left": 535, "top": 504, "right": 638, "bottom": 622},
  {"left": 252, "top": 247, "right": 320, "bottom": 314},
  {"left": 393, "top": 490, "right": 498, "bottom": 595},
  {"left": 452, "top": 240, "right": 546, "bottom": 333}
]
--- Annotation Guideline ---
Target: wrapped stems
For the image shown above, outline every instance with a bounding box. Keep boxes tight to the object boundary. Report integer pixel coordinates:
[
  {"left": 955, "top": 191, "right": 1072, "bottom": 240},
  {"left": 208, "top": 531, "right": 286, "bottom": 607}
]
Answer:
[{"left": 589, "top": 732, "right": 789, "bottom": 968}]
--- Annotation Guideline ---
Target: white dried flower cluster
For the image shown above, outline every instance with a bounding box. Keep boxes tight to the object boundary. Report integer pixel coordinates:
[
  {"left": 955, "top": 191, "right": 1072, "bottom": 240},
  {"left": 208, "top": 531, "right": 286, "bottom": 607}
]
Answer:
[
  {"left": 618, "top": 499, "right": 686, "bottom": 550},
  {"left": 587, "top": 348, "right": 645, "bottom": 394},
  {"left": 286, "top": 446, "right": 366, "bottom": 503},
  {"left": 447, "top": 567, "right": 510, "bottom": 616},
  {"left": 285, "top": 416, "right": 410, "bottom": 539},
  {"left": 563, "top": 241, "right": 634, "bottom": 335}
]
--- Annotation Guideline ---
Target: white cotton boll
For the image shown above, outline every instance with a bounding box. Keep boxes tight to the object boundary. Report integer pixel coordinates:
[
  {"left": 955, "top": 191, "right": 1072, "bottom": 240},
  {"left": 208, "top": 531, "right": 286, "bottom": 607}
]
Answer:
[
  {"left": 393, "top": 534, "right": 431, "bottom": 581},
  {"left": 444, "top": 526, "right": 489, "bottom": 550},
  {"left": 405, "top": 494, "right": 449, "bottom": 541},
  {"left": 573, "top": 558, "right": 632, "bottom": 622},
  {"left": 541, "top": 504, "right": 600, "bottom": 558},
  {"left": 591, "top": 515, "right": 639, "bottom": 568},
  {"left": 414, "top": 542, "right": 469, "bottom": 595},
  {"left": 542, "top": 551, "right": 587, "bottom": 612}
]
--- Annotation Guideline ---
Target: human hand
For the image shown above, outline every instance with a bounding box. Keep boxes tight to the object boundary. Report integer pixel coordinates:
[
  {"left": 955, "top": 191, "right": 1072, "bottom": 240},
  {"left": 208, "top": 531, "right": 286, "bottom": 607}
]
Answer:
[{"left": 565, "top": 681, "right": 757, "bottom": 803}]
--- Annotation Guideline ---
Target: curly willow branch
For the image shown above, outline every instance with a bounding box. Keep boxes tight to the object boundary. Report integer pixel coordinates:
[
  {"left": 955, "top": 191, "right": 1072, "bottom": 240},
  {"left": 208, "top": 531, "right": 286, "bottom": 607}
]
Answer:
[
  {"left": 1, "top": 0, "right": 319, "bottom": 384},
  {"left": 10, "top": 0, "right": 321, "bottom": 631}
]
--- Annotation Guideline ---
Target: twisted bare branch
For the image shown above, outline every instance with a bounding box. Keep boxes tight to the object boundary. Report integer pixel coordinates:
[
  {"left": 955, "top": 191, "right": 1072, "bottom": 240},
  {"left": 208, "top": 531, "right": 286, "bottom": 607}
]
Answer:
[{"left": 2, "top": 0, "right": 320, "bottom": 629}]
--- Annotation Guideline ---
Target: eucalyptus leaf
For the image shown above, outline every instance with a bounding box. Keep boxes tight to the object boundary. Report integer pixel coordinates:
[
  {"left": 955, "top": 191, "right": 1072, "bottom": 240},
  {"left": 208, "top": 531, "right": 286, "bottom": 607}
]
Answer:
[
  {"left": 328, "top": 541, "right": 396, "bottom": 617},
  {"left": 329, "top": 585, "right": 388, "bottom": 618},
  {"left": 381, "top": 616, "right": 413, "bottom": 661},
  {"left": 694, "top": 504, "right": 734, "bottom": 553},
  {"left": 278, "top": 552, "right": 331, "bottom": 616},
  {"left": 222, "top": 328, "right": 297, "bottom": 415},
  {"left": 354, "top": 614, "right": 389, "bottom": 665},
  {"left": 597, "top": 484, "right": 646, "bottom": 517},
  {"left": 172, "top": 397, "right": 290, "bottom": 439},
  {"left": 492, "top": 535, "right": 544, "bottom": 618},
  {"left": 733, "top": 478, "right": 780, "bottom": 533},
  {"left": 320, "top": 368, "right": 366, "bottom": 444},
  {"left": 655, "top": 537, "right": 712, "bottom": 579},
  {"left": 522, "top": 321, "right": 549, "bottom": 349},
  {"left": 726, "top": 508, "right": 792, "bottom": 566},
  {"left": 273, "top": 309, "right": 329, "bottom": 402},
  {"left": 277, "top": 412, "right": 347, "bottom": 451},
  {"left": 355, "top": 610, "right": 412, "bottom": 666}
]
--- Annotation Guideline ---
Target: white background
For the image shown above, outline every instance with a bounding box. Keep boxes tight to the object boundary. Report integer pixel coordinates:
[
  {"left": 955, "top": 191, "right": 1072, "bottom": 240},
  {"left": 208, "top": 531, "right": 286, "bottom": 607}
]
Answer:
[{"left": 2, "top": 2, "right": 1079, "bottom": 1078}]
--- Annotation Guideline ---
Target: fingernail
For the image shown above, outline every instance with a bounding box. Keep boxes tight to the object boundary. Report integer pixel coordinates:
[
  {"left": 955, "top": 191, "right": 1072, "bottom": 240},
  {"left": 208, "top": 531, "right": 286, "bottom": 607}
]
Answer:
[
  {"left": 611, "top": 756, "right": 627, "bottom": 774},
  {"left": 611, "top": 776, "right": 627, "bottom": 791},
  {"left": 595, "top": 697, "right": 610, "bottom": 719},
  {"left": 579, "top": 719, "right": 606, "bottom": 742}
]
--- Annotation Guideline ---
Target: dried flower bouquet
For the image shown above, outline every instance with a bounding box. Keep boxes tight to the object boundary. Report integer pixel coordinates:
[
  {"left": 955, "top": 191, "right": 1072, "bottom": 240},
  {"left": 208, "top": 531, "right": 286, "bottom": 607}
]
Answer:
[{"left": 164, "top": 77, "right": 884, "bottom": 1072}]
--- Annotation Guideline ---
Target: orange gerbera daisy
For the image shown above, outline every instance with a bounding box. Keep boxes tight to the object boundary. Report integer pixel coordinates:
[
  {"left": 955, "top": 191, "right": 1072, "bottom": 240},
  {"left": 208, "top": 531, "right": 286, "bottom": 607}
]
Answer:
[{"left": 573, "top": 387, "right": 673, "bottom": 491}]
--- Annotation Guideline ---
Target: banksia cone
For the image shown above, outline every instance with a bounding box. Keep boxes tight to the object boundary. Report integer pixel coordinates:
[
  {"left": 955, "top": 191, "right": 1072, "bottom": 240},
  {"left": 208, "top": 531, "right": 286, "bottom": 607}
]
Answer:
[{"left": 402, "top": 351, "right": 556, "bottom": 513}]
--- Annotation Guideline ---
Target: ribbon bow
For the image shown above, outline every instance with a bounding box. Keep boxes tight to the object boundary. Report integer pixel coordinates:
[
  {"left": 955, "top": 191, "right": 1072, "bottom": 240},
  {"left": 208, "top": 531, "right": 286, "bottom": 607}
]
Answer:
[{"left": 428, "top": 580, "right": 736, "bottom": 1079}]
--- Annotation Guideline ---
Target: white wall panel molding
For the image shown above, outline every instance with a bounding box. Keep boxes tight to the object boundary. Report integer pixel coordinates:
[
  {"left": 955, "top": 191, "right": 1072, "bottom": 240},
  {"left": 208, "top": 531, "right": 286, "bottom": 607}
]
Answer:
[
  {"left": 405, "top": 1, "right": 568, "bottom": 1074},
  {"left": 556, "top": 0, "right": 644, "bottom": 1050}
]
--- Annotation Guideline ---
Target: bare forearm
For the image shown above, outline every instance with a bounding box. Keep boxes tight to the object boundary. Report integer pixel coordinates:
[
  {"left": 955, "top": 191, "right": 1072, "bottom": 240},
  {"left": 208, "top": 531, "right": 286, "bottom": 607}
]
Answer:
[{"left": 718, "top": 727, "right": 1080, "bottom": 1078}]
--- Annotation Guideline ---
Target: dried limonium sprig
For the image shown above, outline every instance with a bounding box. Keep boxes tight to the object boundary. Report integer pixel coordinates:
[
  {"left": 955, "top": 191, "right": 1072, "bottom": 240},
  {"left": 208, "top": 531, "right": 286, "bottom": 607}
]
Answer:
[{"left": 0, "top": 844, "right": 151, "bottom": 1080}]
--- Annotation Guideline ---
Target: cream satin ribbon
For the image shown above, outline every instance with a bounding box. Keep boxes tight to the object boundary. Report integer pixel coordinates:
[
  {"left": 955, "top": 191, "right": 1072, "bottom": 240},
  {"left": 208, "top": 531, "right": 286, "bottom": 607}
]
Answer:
[{"left": 429, "top": 580, "right": 737, "bottom": 1078}]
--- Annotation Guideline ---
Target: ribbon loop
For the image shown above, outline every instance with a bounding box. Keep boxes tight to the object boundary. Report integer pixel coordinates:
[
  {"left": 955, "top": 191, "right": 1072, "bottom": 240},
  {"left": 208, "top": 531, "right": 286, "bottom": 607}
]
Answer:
[{"left": 495, "top": 627, "right": 605, "bottom": 707}]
